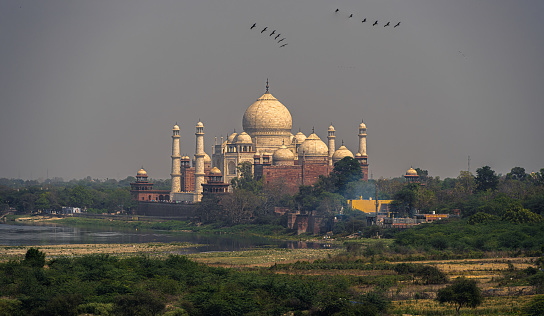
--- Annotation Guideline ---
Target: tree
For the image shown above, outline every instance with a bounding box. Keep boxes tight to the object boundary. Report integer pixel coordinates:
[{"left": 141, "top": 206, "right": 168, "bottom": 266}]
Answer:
[
  {"left": 332, "top": 157, "right": 362, "bottom": 186},
  {"left": 436, "top": 277, "right": 482, "bottom": 314},
  {"left": 475, "top": 166, "right": 499, "bottom": 193},
  {"left": 230, "top": 162, "right": 262, "bottom": 194},
  {"left": 392, "top": 183, "right": 418, "bottom": 217},
  {"left": 506, "top": 166, "right": 527, "bottom": 181},
  {"left": 24, "top": 248, "right": 46, "bottom": 268}
]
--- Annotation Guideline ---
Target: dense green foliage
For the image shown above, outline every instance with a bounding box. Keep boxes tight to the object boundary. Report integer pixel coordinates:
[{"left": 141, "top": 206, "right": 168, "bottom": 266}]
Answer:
[
  {"left": 392, "top": 218, "right": 544, "bottom": 252},
  {"left": 0, "top": 249, "right": 391, "bottom": 315},
  {"left": 0, "top": 176, "right": 170, "bottom": 214},
  {"left": 522, "top": 295, "right": 544, "bottom": 316}
]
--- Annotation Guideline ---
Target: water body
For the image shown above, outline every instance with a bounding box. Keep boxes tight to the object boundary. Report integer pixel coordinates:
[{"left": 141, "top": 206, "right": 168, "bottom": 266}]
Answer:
[{"left": 0, "top": 223, "right": 330, "bottom": 253}]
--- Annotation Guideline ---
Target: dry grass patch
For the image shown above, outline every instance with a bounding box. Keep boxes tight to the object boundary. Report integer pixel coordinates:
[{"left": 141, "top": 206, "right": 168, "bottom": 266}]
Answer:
[
  {"left": 188, "top": 248, "right": 342, "bottom": 267},
  {"left": 392, "top": 295, "right": 534, "bottom": 315},
  {"left": 0, "top": 242, "right": 199, "bottom": 261}
]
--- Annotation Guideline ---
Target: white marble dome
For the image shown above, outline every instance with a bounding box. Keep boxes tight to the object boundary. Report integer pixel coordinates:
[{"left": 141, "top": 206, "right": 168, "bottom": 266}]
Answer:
[
  {"left": 227, "top": 132, "right": 238, "bottom": 143},
  {"left": 235, "top": 132, "right": 252, "bottom": 143},
  {"left": 332, "top": 145, "right": 354, "bottom": 163},
  {"left": 242, "top": 92, "right": 292, "bottom": 137},
  {"left": 294, "top": 131, "right": 307, "bottom": 144},
  {"left": 273, "top": 144, "right": 295, "bottom": 162},
  {"left": 298, "top": 133, "right": 328, "bottom": 158}
]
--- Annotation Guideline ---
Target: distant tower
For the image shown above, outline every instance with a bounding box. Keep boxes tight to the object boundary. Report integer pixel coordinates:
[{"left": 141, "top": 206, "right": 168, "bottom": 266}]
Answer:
[
  {"left": 170, "top": 123, "right": 181, "bottom": 197},
  {"left": 194, "top": 121, "right": 205, "bottom": 201},
  {"left": 356, "top": 120, "right": 369, "bottom": 181},
  {"left": 327, "top": 124, "right": 336, "bottom": 167}
]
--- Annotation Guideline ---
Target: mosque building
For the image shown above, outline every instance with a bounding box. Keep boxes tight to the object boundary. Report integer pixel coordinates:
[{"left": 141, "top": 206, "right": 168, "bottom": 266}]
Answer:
[{"left": 169, "top": 84, "right": 369, "bottom": 203}]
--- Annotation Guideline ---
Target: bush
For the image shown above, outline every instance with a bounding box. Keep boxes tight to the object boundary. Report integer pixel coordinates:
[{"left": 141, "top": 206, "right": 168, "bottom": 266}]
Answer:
[
  {"left": 78, "top": 302, "right": 114, "bottom": 316},
  {"left": 24, "top": 247, "right": 46, "bottom": 268},
  {"left": 522, "top": 295, "right": 544, "bottom": 316},
  {"left": 113, "top": 292, "right": 165, "bottom": 316},
  {"left": 0, "top": 298, "right": 23, "bottom": 316}
]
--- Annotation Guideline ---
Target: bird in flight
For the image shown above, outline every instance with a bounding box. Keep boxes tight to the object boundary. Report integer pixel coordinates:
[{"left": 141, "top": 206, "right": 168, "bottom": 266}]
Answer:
[
  {"left": 250, "top": 23, "right": 256, "bottom": 29},
  {"left": 280, "top": 43, "right": 288, "bottom": 47},
  {"left": 275, "top": 34, "right": 281, "bottom": 40},
  {"left": 362, "top": 18, "right": 366, "bottom": 23},
  {"left": 335, "top": 9, "right": 339, "bottom": 13},
  {"left": 394, "top": 22, "right": 401, "bottom": 28},
  {"left": 384, "top": 22, "right": 390, "bottom": 27},
  {"left": 373, "top": 21, "right": 378, "bottom": 26},
  {"left": 269, "top": 30, "right": 276, "bottom": 36},
  {"left": 261, "top": 27, "right": 267, "bottom": 33},
  {"left": 349, "top": 14, "right": 353, "bottom": 18},
  {"left": 278, "top": 38, "right": 286, "bottom": 43}
]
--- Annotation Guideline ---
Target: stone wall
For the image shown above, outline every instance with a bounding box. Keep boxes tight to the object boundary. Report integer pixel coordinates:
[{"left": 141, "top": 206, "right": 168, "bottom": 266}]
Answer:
[{"left": 135, "top": 202, "right": 196, "bottom": 219}]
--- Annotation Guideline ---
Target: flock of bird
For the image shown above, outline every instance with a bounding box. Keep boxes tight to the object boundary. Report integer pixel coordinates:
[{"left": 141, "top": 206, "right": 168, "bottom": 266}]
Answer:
[
  {"left": 250, "top": 23, "right": 288, "bottom": 47},
  {"left": 335, "top": 8, "right": 400, "bottom": 28},
  {"left": 249, "top": 8, "right": 401, "bottom": 48}
]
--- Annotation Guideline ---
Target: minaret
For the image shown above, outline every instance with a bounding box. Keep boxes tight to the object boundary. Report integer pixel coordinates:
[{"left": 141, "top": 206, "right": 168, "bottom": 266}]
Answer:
[
  {"left": 357, "top": 120, "right": 369, "bottom": 181},
  {"left": 327, "top": 124, "right": 336, "bottom": 167},
  {"left": 194, "top": 120, "right": 205, "bottom": 201},
  {"left": 170, "top": 123, "right": 181, "bottom": 197},
  {"left": 358, "top": 120, "right": 367, "bottom": 156}
]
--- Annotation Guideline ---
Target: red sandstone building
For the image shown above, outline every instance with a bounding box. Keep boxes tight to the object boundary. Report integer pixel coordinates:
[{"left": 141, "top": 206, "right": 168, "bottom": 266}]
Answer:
[{"left": 130, "top": 168, "right": 170, "bottom": 202}]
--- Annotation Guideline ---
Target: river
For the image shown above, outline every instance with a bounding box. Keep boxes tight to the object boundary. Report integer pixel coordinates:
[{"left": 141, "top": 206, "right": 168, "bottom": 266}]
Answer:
[{"left": 0, "top": 223, "right": 330, "bottom": 253}]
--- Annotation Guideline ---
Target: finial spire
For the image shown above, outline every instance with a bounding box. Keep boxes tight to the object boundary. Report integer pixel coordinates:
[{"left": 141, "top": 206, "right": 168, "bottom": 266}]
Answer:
[
  {"left": 342, "top": 140, "right": 344, "bottom": 146},
  {"left": 266, "top": 78, "right": 269, "bottom": 92},
  {"left": 312, "top": 126, "right": 315, "bottom": 133}
]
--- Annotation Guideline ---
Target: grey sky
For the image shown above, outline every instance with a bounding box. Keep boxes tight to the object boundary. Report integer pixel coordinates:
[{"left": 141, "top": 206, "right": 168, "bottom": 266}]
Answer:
[{"left": 1, "top": 0, "right": 543, "bottom": 181}]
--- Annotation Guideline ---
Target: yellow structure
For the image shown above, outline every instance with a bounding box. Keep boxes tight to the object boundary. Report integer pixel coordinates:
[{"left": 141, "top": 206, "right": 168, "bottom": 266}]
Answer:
[{"left": 348, "top": 198, "right": 394, "bottom": 214}]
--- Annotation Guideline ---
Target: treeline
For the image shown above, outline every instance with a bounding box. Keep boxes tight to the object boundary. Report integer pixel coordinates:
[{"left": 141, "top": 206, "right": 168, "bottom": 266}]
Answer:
[
  {"left": 0, "top": 177, "right": 171, "bottom": 214},
  {"left": 198, "top": 159, "right": 544, "bottom": 236},
  {"left": 0, "top": 248, "right": 390, "bottom": 315}
]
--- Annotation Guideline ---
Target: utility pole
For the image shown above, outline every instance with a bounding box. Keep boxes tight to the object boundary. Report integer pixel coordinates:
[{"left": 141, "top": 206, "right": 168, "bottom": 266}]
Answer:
[{"left": 375, "top": 181, "right": 379, "bottom": 225}]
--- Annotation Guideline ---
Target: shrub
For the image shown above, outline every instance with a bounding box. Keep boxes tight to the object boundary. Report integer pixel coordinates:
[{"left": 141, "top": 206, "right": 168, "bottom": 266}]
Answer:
[
  {"left": 113, "top": 292, "right": 165, "bottom": 316},
  {"left": 24, "top": 247, "right": 46, "bottom": 268},
  {"left": 522, "top": 295, "right": 544, "bottom": 316}
]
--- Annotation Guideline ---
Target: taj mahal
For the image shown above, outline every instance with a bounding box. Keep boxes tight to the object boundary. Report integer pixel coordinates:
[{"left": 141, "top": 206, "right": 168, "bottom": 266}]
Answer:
[{"left": 167, "top": 83, "right": 369, "bottom": 203}]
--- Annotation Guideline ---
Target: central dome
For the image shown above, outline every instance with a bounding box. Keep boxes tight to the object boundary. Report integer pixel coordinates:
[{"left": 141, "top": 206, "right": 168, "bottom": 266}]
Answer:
[{"left": 242, "top": 92, "right": 292, "bottom": 137}]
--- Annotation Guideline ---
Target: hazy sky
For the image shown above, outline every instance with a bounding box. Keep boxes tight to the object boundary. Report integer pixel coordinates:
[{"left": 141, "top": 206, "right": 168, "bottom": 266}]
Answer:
[{"left": 1, "top": 0, "right": 543, "bottom": 181}]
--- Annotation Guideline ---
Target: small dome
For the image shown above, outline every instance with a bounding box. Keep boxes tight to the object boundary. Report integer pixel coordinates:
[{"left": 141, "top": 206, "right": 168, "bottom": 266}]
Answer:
[
  {"left": 210, "top": 167, "right": 222, "bottom": 175},
  {"left": 181, "top": 155, "right": 190, "bottom": 160},
  {"left": 235, "top": 132, "right": 252, "bottom": 143},
  {"left": 273, "top": 145, "right": 295, "bottom": 161},
  {"left": 406, "top": 167, "right": 418, "bottom": 176},
  {"left": 193, "top": 153, "right": 211, "bottom": 163},
  {"left": 359, "top": 122, "right": 367, "bottom": 129},
  {"left": 137, "top": 168, "right": 147, "bottom": 176},
  {"left": 173, "top": 124, "right": 180, "bottom": 131},
  {"left": 295, "top": 131, "right": 307, "bottom": 144},
  {"left": 332, "top": 145, "right": 354, "bottom": 163},
  {"left": 227, "top": 132, "right": 238, "bottom": 143},
  {"left": 299, "top": 133, "right": 328, "bottom": 158},
  {"left": 196, "top": 121, "right": 204, "bottom": 128},
  {"left": 328, "top": 124, "right": 335, "bottom": 132},
  {"left": 355, "top": 152, "right": 362, "bottom": 157}
]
